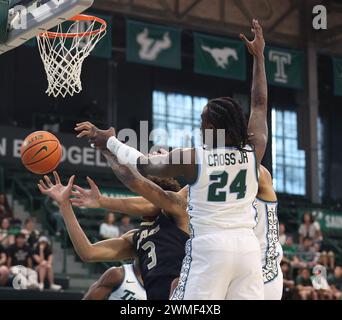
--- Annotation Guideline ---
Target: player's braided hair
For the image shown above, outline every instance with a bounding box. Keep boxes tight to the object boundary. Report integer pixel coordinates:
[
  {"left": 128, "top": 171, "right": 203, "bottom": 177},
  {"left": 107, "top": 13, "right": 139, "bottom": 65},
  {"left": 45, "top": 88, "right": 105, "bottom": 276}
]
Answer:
[
  {"left": 201, "top": 97, "right": 250, "bottom": 150},
  {"left": 147, "top": 176, "right": 181, "bottom": 192}
]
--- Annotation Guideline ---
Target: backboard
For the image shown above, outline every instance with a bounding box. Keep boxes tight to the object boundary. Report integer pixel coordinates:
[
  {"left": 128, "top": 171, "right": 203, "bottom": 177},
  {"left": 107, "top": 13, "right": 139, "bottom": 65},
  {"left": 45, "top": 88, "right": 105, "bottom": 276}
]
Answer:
[{"left": 0, "top": 0, "right": 94, "bottom": 55}]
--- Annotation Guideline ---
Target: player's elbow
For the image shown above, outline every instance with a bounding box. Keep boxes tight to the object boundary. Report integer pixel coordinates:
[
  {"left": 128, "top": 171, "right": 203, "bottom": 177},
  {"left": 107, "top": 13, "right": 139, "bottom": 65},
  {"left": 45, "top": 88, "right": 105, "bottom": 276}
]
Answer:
[
  {"left": 79, "top": 252, "right": 93, "bottom": 263},
  {"left": 78, "top": 247, "right": 98, "bottom": 263}
]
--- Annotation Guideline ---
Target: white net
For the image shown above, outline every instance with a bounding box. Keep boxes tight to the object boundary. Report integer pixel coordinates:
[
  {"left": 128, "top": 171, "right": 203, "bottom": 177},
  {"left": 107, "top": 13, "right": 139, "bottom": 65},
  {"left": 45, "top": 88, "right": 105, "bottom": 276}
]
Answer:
[{"left": 37, "top": 16, "right": 106, "bottom": 98}]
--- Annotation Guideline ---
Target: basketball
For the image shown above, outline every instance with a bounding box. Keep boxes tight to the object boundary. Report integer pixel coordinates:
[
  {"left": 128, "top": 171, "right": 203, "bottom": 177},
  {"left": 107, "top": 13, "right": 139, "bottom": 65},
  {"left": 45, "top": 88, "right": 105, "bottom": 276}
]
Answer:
[{"left": 20, "top": 131, "right": 62, "bottom": 175}]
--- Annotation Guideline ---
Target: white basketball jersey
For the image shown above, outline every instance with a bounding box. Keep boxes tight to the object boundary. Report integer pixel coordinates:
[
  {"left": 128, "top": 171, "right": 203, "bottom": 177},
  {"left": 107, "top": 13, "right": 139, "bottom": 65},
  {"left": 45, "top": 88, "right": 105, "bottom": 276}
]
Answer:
[
  {"left": 188, "top": 146, "right": 259, "bottom": 233},
  {"left": 108, "top": 264, "right": 146, "bottom": 300},
  {"left": 253, "top": 198, "right": 283, "bottom": 283}
]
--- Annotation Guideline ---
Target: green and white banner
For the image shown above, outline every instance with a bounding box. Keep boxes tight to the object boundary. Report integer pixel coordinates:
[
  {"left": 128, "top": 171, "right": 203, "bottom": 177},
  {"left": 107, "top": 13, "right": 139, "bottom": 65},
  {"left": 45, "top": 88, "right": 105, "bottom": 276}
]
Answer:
[
  {"left": 126, "top": 20, "right": 181, "bottom": 69},
  {"left": 194, "top": 33, "right": 246, "bottom": 80},
  {"left": 265, "top": 46, "right": 304, "bottom": 89},
  {"left": 333, "top": 57, "right": 342, "bottom": 96},
  {"left": 299, "top": 209, "right": 342, "bottom": 235}
]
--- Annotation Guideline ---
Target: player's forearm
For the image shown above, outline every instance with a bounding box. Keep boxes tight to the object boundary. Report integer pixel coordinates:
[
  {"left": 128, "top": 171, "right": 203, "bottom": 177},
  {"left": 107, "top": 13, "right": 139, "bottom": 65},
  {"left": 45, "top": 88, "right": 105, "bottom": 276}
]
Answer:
[
  {"left": 106, "top": 136, "right": 144, "bottom": 168},
  {"left": 251, "top": 55, "right": 267, "bottom": 112},
  {"left": 98, "top": 196, "right": 158, "bottom": 216},
  {"left": 58, "top": 202, "right": 97, "bottom": 262},
  {"left": 102, "top": 150, "right": 144, "bottom": 194}
]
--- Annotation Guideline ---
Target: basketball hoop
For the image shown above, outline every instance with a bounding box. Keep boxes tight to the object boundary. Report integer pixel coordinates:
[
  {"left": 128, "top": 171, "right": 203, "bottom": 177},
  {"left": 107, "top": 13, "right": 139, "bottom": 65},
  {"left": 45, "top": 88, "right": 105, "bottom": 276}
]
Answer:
[{"left": 37, "top": 14, "right": 107, "bottom": 98}]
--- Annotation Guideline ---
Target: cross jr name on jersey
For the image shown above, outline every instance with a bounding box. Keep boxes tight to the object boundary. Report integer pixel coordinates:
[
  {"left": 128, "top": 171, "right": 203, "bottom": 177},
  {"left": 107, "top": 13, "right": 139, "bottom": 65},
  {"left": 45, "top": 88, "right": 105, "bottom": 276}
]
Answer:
[{"left": 208, "top": 150, "right": 249, "bottom": 167}]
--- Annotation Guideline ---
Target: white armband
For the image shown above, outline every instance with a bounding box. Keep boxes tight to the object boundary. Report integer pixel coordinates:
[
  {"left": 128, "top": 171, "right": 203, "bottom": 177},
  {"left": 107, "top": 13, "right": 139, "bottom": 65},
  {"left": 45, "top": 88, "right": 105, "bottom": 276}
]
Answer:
[{"left": 106, "top": 136, "right": 143, "bottom": 168}]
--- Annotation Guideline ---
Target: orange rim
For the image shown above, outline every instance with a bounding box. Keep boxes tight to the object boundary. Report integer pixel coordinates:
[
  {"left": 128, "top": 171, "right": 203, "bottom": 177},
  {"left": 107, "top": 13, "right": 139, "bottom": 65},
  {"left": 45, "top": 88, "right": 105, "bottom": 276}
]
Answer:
[{"left": 39, "top": 14, "right": 107, "bottom": 39}]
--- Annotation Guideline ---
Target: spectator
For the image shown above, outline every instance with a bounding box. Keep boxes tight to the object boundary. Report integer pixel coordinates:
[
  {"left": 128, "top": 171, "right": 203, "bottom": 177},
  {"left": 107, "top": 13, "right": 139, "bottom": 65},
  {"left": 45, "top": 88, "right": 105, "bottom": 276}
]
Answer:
[
  {"left": 295, "top": 268, "right": 318, "bottom": 300},
  {"left": 32, "top": 236, "right": 61, "bottom": 291},
  {"left": 0, "top": 243, "right": 6, "bottom": 266},
  {"left": 7, "top": 233, "right": 32, "bottom": 268},
  {"left": 298, "top": 212, "right": 322, "bottom": 245},
  {"left": 119, "top": 215, "right": 134, "bottom": 235},
  {"left": 50, "top": 200, "right": 65, "bottom": 237},
  {"left": 7, "top": 233, "right": 39, "bottom": 289},
  {"left": 279, "top": 223, "right": 287, "bottom": 246},
  {"left": 282, "top": 236, "right": 297, "bottom": 256},
  {"left": 21, "top": 218, "right": 40, "bottom": 248},
  {"left": 319, "top": 250, "right": 335, "bottom": 271},
  {"left": 281, "top": 260, "right": 297, "bottom": 300},
  {"left": 0, "top": 218, "right": 14, "bottom": 247},
  {"left": 99, "top": 213, "right": 119, "bottom": 240},
  {"left": 0, "top": 265, "right": 10, "bottom": 287},
  {"left": 328, "top": 266, "right": 342, "bottom": 300},
  {"left": 0, "top": 194, "right": 13, "bottom": 219},
  {"left": 292, "top": 237, "right": 320, "bottom": 269}
]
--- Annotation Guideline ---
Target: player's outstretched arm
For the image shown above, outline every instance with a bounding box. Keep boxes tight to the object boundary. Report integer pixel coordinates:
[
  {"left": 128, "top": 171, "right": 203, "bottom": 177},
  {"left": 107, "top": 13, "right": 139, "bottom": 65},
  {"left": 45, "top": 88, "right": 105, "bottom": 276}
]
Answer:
[
  {"left": 37, "top": 172, "right": 135, "bottom": 262},
  {"left": 257, "top": 165, "right": 277, "bottom": 202},
  {"left": 70, "top": 176, "right": 159, "bottom": 217},
  {"left": 74, "top": 122, "right": 197, "bottom": 183},
  {"left": 240, "top": 19, "right": 268, "bottom": 166},
  {"left": 102, "top": 150, "right": 187, "bottom": 221}
]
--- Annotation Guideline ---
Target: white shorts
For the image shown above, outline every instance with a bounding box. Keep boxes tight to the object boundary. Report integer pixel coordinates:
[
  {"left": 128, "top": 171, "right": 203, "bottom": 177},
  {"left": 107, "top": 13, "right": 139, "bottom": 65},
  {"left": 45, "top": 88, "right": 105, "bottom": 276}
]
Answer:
[
  {"left": 171, "top": 228, "right": 264, "bottom": 300},
  {"left": 264, "top": 265, "right": 283, "bottom": 300}
]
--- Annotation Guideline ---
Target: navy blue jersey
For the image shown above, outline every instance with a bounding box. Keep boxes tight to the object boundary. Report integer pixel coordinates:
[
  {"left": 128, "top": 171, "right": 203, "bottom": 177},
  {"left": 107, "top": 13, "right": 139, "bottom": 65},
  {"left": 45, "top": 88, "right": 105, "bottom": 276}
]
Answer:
[{"left": 133, "top": 213, "right": 189, "bottom": 300}]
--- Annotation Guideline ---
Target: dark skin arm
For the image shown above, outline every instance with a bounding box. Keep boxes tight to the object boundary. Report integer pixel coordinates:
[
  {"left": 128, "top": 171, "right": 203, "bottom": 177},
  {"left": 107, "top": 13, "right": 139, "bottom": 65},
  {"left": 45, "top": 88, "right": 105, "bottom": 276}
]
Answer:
[
  {"left": 102, "top": 150, "right": 189, "bottom": 234},
  {"left": 83, "top": 266, "right": 124, "bottom": 300},
  {"left": 137, "top": 148, "right": 197, "bottom": 183},
  {"left": 74, "top": 123, "right": 197, "bottom": 183},
  {"left": 257, "top": 165, "right": 277, "bottom": 202},
  {"left": 240, "top": 20, "right": 268, "bottom": 166}
]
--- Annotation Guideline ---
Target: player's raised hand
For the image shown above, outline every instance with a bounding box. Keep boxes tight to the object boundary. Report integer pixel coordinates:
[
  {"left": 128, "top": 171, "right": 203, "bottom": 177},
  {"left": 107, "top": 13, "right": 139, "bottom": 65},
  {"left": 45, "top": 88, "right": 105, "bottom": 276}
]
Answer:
[
  {"left": 38, "top": 171, "right": 75, "bottom": 206},
  {"left": 70, "top": 177, "right": 102, "bottom": 208},
  {"left": 75, "top": 121, "right": 116, "bottom": 150},
  {"left": 240, "top": 19, "right": 265, "bottom": 58}
]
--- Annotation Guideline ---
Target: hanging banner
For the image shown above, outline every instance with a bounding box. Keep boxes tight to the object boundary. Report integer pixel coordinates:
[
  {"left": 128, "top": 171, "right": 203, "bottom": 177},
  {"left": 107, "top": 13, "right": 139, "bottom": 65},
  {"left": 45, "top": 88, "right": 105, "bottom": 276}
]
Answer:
[
  {"left": 333, "top": 57, "right": 342, "bottom": 96},
  {"left": 126, "top": 20, "right": 181, "bottom": 69},
  {"left": 265, "top": 46, "right": 304, "bottom": 89},
  {"left": 299, "top": 209, "right": 342, "bottom": 235},
  {"left": 194, "top": 33, "right": 246, "bottom": 80}
]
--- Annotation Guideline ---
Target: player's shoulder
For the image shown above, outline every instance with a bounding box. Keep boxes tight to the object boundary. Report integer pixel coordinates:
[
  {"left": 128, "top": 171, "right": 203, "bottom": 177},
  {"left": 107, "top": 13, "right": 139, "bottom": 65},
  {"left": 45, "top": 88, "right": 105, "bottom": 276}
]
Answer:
[{"left": 121, "top": 229, "right": 139, "bottom": 243}]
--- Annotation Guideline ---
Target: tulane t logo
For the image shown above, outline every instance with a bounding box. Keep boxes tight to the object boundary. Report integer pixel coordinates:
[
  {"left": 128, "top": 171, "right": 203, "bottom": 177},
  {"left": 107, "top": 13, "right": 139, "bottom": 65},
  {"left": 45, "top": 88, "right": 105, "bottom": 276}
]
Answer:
[{"left": 269, "top": 50, "right": 292, "bottom": 84}]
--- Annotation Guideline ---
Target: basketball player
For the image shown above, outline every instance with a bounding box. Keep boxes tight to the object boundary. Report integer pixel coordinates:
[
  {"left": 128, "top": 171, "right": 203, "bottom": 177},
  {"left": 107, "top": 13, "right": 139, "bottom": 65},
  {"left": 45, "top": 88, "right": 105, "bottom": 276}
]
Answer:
[
  {"left": 253, "top": 166, "right": 283, "bottom": 300},
  {"left": 74, "top": 154, "right": 282, "bottom": 300},
  {"left": 37, "top": 172, "right": 189, "bottom": 300},
  {"left": 75, "top": 19, "right": 268, "bottom": 300},
  {"left": 84, "top": 261, "right": 146, "bottom": 300}
]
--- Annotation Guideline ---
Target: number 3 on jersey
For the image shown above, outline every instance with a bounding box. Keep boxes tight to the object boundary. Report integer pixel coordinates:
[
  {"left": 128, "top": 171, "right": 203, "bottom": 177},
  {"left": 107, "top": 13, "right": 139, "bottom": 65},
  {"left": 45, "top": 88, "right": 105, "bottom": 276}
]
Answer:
[
  {"left": 142, "top": 241, "right": 157, "bottom": 270},
  {"left": 208, "top": 170, "right": 247, "bottom": 202}
]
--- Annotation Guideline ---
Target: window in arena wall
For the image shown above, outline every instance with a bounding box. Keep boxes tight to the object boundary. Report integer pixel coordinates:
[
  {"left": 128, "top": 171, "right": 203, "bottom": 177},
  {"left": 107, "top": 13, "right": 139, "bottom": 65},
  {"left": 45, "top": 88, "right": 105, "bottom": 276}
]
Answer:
[
  {"left": 272, "top": 108, "right": 306, "bottom": 196},
  {"left": 152, "top": 91, "right": 208, "bottom": 148}
]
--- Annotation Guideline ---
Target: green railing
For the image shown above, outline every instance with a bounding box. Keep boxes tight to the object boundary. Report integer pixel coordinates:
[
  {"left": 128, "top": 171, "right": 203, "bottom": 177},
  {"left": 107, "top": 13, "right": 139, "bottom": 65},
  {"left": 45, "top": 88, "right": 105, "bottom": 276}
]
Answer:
[{"left": 10, "top": 176, "right": 34, "bottom": 213}]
